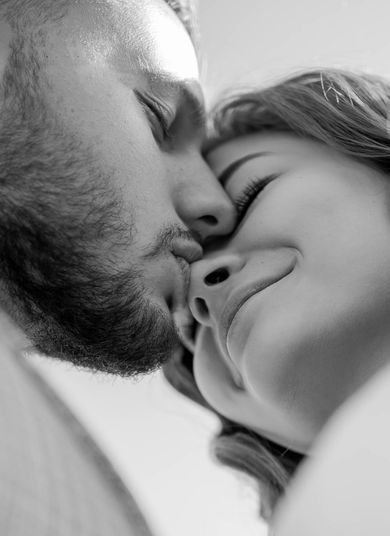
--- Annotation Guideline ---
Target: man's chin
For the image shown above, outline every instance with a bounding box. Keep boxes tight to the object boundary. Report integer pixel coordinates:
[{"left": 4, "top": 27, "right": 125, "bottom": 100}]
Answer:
[{"left": 23, "top": 315, "right": 180, "bottom": 378}]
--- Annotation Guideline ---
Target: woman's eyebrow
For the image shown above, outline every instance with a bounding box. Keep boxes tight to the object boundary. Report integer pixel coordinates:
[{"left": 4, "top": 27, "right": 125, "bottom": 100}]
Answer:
[{"left": 218, "top": 151, "right": 273, "bottom": 186}]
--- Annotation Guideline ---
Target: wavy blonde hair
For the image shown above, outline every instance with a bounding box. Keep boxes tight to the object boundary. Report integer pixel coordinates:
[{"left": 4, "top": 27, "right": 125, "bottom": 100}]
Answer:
[{"left": 164, "top": 68, "right": 390, "bottom": 523}]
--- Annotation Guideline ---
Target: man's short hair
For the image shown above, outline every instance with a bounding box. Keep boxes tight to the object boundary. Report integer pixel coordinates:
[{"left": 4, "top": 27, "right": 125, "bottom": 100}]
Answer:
[{"left": 164, "top": 0, "right": 199, "bottom": 48}]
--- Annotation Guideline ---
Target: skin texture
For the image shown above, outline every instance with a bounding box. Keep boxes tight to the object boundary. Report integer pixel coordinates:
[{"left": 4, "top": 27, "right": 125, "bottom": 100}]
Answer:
[
  {"left": 189, "top": 133, "right": 390, "bottom": 453},
  {"left": 0, "top": 0, "right": 235, "bottom": 376}
]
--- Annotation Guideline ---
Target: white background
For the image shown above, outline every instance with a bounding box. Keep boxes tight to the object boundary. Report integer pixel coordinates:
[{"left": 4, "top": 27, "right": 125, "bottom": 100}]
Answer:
[{"left": 32, "top": 2, "right": 390, "bottom": 536}]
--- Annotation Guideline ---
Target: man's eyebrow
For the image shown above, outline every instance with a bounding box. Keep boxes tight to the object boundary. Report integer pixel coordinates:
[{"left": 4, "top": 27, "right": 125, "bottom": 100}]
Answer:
[
  {"left": 218, "top": 152, "right": 273, "bottom": 186},
  {"left": 150, "top": 78, "right": 206, "bottom": 131},
  {"left": 179, "top": 84, "right": 206, "bottom": 131}
]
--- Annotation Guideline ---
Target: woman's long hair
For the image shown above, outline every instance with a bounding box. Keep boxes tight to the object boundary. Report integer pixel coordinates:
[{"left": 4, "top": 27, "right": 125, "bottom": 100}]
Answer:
[{"left": 164, "top": 68, "right": 390, "bottom": 523}]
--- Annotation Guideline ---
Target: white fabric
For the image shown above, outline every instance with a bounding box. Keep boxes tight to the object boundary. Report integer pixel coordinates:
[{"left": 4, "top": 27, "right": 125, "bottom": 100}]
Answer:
[{"left": 274, "top": 361, "right": 390, "bottom": 535}]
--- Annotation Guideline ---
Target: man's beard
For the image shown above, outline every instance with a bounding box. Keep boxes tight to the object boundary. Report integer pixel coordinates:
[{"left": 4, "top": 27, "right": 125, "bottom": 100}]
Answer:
[{"left": 0, "top": 102, "right": 179, "bottom": 378}]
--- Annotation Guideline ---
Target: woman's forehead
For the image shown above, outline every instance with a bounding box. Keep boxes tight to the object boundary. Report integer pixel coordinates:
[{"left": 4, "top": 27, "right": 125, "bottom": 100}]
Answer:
[{"left": 206, "top": 133, "right": 323, "bottom": 181}]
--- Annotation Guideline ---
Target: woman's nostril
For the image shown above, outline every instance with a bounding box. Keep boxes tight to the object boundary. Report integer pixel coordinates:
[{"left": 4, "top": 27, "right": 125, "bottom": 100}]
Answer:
[
  {"left": 194, "top": 297, "right": 209, "bottom": 319},
  {"left": 204, "top": 267, "right": 229, "bottom": 286},
  {"left": 200, "top": 215, "right": 218, "bottom": 226}
]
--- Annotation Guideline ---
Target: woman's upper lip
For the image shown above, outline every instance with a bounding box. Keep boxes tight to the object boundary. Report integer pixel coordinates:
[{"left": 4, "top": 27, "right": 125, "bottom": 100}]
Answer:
[{"left": 220, "top": 262, "right": 295, "bottom": 344}]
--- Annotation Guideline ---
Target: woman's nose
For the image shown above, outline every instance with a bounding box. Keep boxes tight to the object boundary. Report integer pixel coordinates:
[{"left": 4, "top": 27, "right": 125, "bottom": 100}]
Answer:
[{"left": 189, "top": 253, "right": 244, "bottom": 326}]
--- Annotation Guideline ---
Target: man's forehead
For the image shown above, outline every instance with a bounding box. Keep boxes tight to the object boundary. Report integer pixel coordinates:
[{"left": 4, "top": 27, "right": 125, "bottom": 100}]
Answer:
[
  {"left": 58, "top": 0, "right": 199, "bottom": 82},
  {"left": 81, "top": 0, "right": 196, "bottom": 35},
  {"left": 66, "top": 0, "right": 193, "bottom": 36}
]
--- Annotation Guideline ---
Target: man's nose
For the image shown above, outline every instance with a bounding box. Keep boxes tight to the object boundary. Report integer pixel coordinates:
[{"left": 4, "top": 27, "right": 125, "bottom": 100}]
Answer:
[
  {"left": 189, "top": 251, "right": 244, "bottom": 326},
  {"left": 174, "top": 156, "right": 236, "bottom": 242}
]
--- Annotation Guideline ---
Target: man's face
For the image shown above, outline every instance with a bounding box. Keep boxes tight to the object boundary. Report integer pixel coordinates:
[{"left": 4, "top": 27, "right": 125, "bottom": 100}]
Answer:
[{"left": 0, "top": 0, "right": 235, "bottom": 375}]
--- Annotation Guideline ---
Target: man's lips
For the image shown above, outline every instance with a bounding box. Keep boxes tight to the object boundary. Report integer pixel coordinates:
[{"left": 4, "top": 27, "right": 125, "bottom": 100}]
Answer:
[
  {"left": 171, "top": 240, "right": 203, "bottom": 264},
  {"left": 220, "top": 262, "right": 295, "bottom": 345},
  {"left": 175, "top": 255, "right": 191, "bottom": 295},
  {"left": 170, "top": 240, "right": 203, "bottom": 312},
  {"left": 171, "top": 256, "right": 197, "bottom": 352}
]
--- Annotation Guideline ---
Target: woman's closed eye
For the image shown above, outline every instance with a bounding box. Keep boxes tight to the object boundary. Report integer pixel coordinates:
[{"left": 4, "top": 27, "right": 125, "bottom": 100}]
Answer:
[{"left": 234, "top": 174, "right": 278, "bottom": 224}]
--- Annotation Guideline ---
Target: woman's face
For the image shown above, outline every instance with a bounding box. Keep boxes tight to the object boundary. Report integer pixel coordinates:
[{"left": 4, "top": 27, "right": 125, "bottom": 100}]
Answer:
[{"left": 189, "top": 132, "right": 390, "bottom": 453}]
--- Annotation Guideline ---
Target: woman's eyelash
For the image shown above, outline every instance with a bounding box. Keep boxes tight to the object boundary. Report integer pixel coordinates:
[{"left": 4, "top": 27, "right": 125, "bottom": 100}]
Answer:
[{"left": 235, "top": 175, "right": 276, "bottom": 222}]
